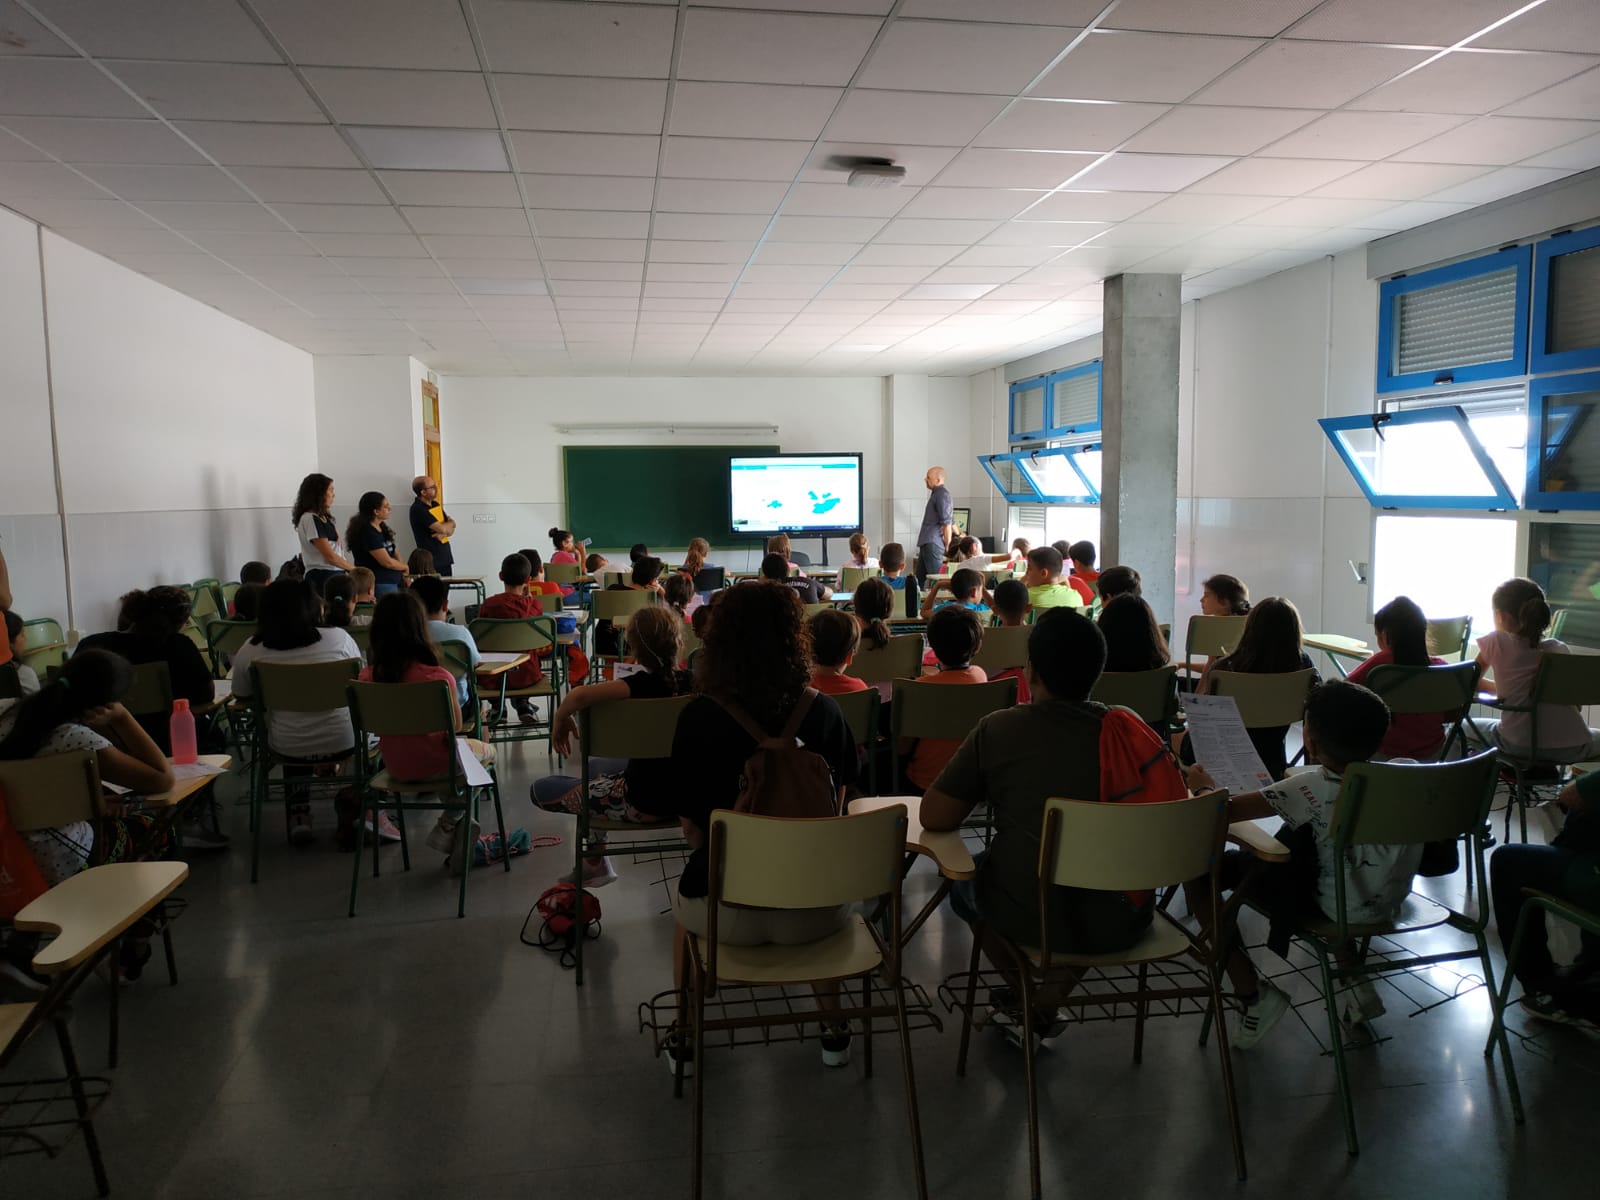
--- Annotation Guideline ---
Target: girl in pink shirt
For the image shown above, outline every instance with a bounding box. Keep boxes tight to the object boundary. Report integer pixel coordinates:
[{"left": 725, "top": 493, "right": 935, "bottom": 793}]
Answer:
[{"left": 1473, "top": 577, "right": 1597, "bottom": 760}]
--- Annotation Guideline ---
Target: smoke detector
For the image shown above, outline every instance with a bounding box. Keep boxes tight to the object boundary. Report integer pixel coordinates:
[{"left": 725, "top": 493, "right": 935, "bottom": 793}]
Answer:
[{"left": 843, "top": 158, "right": 907, "bottom": 189}]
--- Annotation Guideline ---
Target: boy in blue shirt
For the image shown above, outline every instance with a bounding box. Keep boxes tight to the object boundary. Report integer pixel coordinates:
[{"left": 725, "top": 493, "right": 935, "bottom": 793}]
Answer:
[{"left": 920, "top": 567, "right": 992, "bottom": 620}]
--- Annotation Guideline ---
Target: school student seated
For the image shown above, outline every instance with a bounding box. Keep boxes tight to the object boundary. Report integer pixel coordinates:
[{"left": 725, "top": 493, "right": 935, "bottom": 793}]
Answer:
[
  {"left": 987, "top": 579, "right": 1032, "bottom": 704},
  {"left": 594, "top": 556, "right": 665, "bottom": 659},
  {"left": 548, "top": 526, "right": 583, "bottom": 598},
  {"left": 903, "top": 606, "right": 989, "bottom": 793},
  {"left": 666, "top": 582, "right": 858, "bottom": 1071},
  {"left": 232, "top": 583, "right": 265, "bottom": 622},
  {"left": 534, "top": 606, "right": 693, "bottom": 889},
  {"left": 410, "top": 575, "right": 479, "bottom": 707},
  {"left": 1022, "top": 545, "right": 1083, "bottom": 611},
  {"left": 232, "top": 561, "right": 272, "bottom": 614},
  {"left": 846, "top": 533, "right": 878, "bottom": 570},
  {"left": 1345, "top": 596, "right": 1451, "bottom": 760},
  {"left": 4, "top": 611, "right": 39, "bottom": 695},
  {"left": 920, "top": 566, "right": 991, "bottom": 620},
  {"left": 681, "top": 537, "right": 718, "bottom": 598},
  {"left": 1067, "top": 540, "right": 1099, "bottom": 604},
  {"left": 1471, "top": 576, "right": 1600, "bottom": 761},
  {"left": 1194, "top": 572, "right": 1251, "bottom": 676},
  {"left": 77, "top": 586, "right": 214, "bottom": 752},
  {"left": 320, "top": 573, "right": 357, "bottom": 630},
  {"left": 922, "top": 609, "right": 1186, "bottom": 1044},
  {"left": 348, "top": 568, "right": 377, "bottom": 624},
  {"left": 1491, "top": 771, "right": 1600, "bottom": 1031},
  {"left": 1097, "top": 565, "right": 1142, "bottom": 601},
  {"left": 1187, "top": 681, "right": 1407, "bottom": 1046},
  {"left": 809, "top": 609, "right": 869, "bottom": 697},
  {"left": 474, "top": 553, "right": 548, "bottom": 724},
  {"left": 761, "top": 552, "right": 830, "bottom": 603},
  {"left": 1008, "top": 537, "right": 1030, "bottom": 566},
  {"left": 1194, "top": 596, "right": 1319, "bottom": 781},
  {"left": 1098, "top": 595, "right": 1170, "bottom": 673},
  {"left": 517, "top": 548, "right": 564, "bottom": 603},
  {"left": 345, "top": 491, "right": 408, "bottom": 597},
  {"left": 662, "top": 572, "right": 701, "bottom": 625},
  {"left": 406, "top": 548, "right": 437, "bottom": 579},
  {"left": 878, "top": 542, "right": 919, "bottom": 614},
  {"left": 585, "top": 551, "right": 610, "bottom": 576},
  {"left": 230, "top": 579, "right": 365, "bottom": 846},
  {"left": 952, "top": 535, "right": 984, "bottom": 565},
  {"left": 766, "top": 533, "right": 806, "bottom": 575}
]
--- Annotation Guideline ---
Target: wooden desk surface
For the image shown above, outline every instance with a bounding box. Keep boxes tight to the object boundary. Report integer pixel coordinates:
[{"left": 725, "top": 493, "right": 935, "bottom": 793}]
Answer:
[
  {"left": 850, "top": 794, "right": 975, "bottom": 880},
  {"left": 1228, "top": 818, "right": 1290, "bottom": 863},
  {"left": 1303, "top": 633, "right": 1370, "bottom": 658},
  {"left": 141, "top": 754, "right": 232, "bottom": 809},
  {"left": 477, "top": 652, "right": 530, "bottom": 676},
  {"left": 15, "top": 861, "right": 190, "bottom": 974}
]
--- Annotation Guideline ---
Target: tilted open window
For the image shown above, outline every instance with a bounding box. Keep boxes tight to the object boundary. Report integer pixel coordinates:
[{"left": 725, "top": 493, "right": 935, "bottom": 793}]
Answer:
[{"left": 1319, "top": 406, "right": 1518, "bottom": 510}]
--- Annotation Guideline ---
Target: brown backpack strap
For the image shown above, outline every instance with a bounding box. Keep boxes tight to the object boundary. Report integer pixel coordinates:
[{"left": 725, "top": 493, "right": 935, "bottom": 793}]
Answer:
[
  {"left": 777, "top": 688, "right": 818, "bottom": 743},
  {"left": 714, "top": 689, "right": 818, "bottom": 749},
  {"left": 713, "top": 694, "right": 778, "bottom": 748}
]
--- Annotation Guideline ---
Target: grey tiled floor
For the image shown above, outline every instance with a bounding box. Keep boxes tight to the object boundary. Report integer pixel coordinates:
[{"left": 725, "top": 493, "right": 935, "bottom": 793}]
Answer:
[{"left": 3, "top": 748, "right": 1594, "bottom": 1199}]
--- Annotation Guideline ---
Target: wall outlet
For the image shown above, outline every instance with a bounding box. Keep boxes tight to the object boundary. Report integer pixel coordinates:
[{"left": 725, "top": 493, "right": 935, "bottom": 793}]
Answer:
[{"left": 473, "top": 512, "right": 496, "bottom": 524}]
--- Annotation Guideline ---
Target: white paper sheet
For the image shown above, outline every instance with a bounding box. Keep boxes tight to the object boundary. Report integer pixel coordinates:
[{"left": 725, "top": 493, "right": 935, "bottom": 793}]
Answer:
[
  {"left": 211, "top": 679, "right": 233, "bottom": 702},
  {"left": 612, "top": 661, "right": 644, "bottom": 680},
  {"left": 478, "top": 651, "right": 524, "bottom": 665},
  {"left": 455, "top": 737, "right": 494, "bottom": 788},
  {"left": 171, "top": 760, "right": 225, "bottom": 780},
  {"left": 1182, "top": 693, "right": 1275, "bottom": 795}
]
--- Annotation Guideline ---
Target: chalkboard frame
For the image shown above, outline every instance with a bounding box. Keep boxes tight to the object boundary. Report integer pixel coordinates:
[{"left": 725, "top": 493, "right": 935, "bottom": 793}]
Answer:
[{"left": 562, "top": 443, "right": 779, "bottom": 549}]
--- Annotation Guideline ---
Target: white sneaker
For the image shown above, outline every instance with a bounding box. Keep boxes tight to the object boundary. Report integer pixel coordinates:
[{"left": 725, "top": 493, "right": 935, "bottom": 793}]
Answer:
[
  {"left": 820, "top": 1023, "right": 852, "bottom": 1068},
  {"left": 1232, "top": 984, "right": 1290, "bottom": 1050},
  {"left": 426, "top": 814, "right": 460, "bottom": 855},
  {"left": 559, "top": 857, "right": 618, "bottom": 888},
  {"left": 1340, "top": 978, "right": 1386, "bottom": 1026}
]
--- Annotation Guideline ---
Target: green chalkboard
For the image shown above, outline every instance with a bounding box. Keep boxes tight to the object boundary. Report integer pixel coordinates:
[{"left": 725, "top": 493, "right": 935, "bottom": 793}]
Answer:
[{"left": 563, "top": 444, "right": 779, "bottom": 549}]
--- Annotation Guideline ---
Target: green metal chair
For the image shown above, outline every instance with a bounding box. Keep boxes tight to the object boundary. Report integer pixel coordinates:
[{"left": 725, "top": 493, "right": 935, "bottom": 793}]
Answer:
[
  {"left": 346, "top": 679, "right": 507, "bottom": 919},
  {"left": 1424, "top": 615, "right": 1472, "bottom": 663},
  {"left": 468, "top": 615, "right": 562, "bottom": 756},
  {"left": 1363, "top": 661, "right": 1479, "bottom": 759},
  {"left": 1486, "top": 652, "right": 1600, "bottom": 842},
  {"left": 19, "top": 617, "right": 68, "bottom": 675},
  {"left": 438, "top": 644, "right": 484, "bottom": 740},
  {"left": 1182, "top": 614, "right": 1248, "bottom": 686},
  {"left": 970, "top": 624, "right": 1030, "bottom": 680},
  {"left": 829, "top": 686, "right": 882, "bottom": 797},
  {"left": 547, "top": 561, "right": 582, "bottom": 586},
  {"left": 891, "top": 676, "right": 1017, "bottom": 799},
  {"left": 845, "top": 634, "right": 924, "bottom": 688},
  {"left": 204, "top": 619, "right": 256, "bottom": 679},
  {"left": 1092, "top": 665, "right": 1181, "bottom": 732},
  {"left": 841, "top": 565, "right": 881, "bottom": 591}
]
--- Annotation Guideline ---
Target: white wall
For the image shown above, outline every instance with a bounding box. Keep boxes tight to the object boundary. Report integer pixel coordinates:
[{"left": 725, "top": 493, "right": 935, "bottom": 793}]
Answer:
[
  {"left": 313, "top": 354, "right": 426, "bottom": 525},
  {"left": 0, "top": 206, "right": 315, "bottom": 634},
  {"left": 435, "top": 374, "right": 919, "bottom": 574}
]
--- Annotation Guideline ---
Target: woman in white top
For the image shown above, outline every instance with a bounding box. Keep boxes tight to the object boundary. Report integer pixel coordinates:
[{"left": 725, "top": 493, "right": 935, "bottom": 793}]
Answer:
[
  {"left": 230, "top": 579, "right": 362, "bottom": 845},
  {"left": 293, "top": 473, "right": 353, "bottom": 597},
  {"left": 1473, "top": 576, "right": 1599, "bottom": 761}
]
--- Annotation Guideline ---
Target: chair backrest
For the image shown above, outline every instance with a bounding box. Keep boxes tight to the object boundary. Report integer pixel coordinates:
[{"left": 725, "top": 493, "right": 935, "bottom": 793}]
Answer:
[
  {"left": 1207, "top": 668, "right": 1316, "bottom": 728},
  {"left": 1549, "top": 608, "right": 1569, "bottom": 639},
  {"left": 581, "top": 694, "right": 693, "bottom": 760},
  {"left": 1363, "top": 661, "right": 1479, "bottom": 715},
  {"left": 122, "top": 661, "right": 173, "bottom": 719},
  {"left": 592, "top": 589, "right": 656, "bottom": 623},
  {"left": 251, "top": 658, "right": 361, "bottom": 714},
  {"left": 468, "top": 615, "right": 557, "bottom": 655},
  {"left": 0, "top": 663, "right": 19, "bottom": 699},
  {"left": 220, "top": 580, "right": 241, "bottom": 608},
  {"left": 0, "top": 750, "right": 104, "bottom": 830},
  {"left": 1334, "top": 751, "right": 1499, "bottom": 847},
  {"left": 347, "top": 679, "right": 456, "bottom": 738},
  {"left": 679, "top": 622, "right": 702, "bottom": 661},
  {"left": 892, "top": 584, "right": 911, "bottom": 619},
  {"left": 599, "top": 569, "right": 630, "bottom": 588},
  {"left": 206, "top": 619, "right": 257, "bottom": 674},
  {"left": 535, "top": 592, "right": 563, "bottom": 614},
  {"left": 709, "top": 805, "right": 906, "bottom": 910},
  {"left": 1184, "top": 614, "right": 1248, "bottom": 664},
  {"left": 1090, "top": 665, "right": 1180, "bottom": 725},
  {"left": 187, "top": 581, "right": 222, "bottom": 626},
  {"left": 891, "top": 677, "right": 1017, "bottom": 740},
  {"left": 840, "top": 565, "right": 881, "bottom": 591},
  {"left": 692, "top": 566, "right": 725, "bottom": 592},
  {"left": 971, "top": 624, "right": 1031, "bottom": 676},
  {"left": 347, "top": 624, "right": 371, "bottom": 657},
  {"left": 802, "top": 602, "right": 831, "bottom": 620},
  {"left": 789, "top": 549, "right": 812, "bottom": 567},
  {"left": 828, "top": 686, "right": 881, "bottom": 747},
  {"left": 1531, "top": 651, "right": 1600, "bottom": 708},
  {"left": 1424, "top": 615, "right": 1472, "bottom": 661},
  {"left": 845, "top": 633, "right": 924, "bottom": 684},
  {"left": 20, "top": 618, "right": 64, "bottom": 651},
  {"left": 1041, "top": 791, "right": 1228, "bottom": 892},
  {"left": 546, "top": 561, "right": 581, "bottom": 585}
]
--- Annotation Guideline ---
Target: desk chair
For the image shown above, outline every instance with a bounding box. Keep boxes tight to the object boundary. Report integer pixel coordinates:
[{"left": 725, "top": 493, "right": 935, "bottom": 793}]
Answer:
[
  {"left": 1206, "top": 668, "right": 1317, "bottom": 776},
  {"left": 1363, "top": 661, "right": 1479, "bottom": 759},
  {"left": 947, "top": 791, "right": 1244, "bottom": 1194},
  {"left": 845, "top": 634, "right": 924, "bottom": 687},
  {"left": 438, "top": 644, "right": 484, "bottom": 739},
  {"left": 121, "top": 661, "right": 173, "bottom": 730},
  {"left": 347, "top": 680, "right": 507, "bottom": 919},
  {"left": 590, "top": 590, "right": 658, "bottom": 679},
  {"left": 890, "top": 677, "right": 1017, "bottom": 789},
  {"left": 829, "top": 687, "right": 882, "bottom": 796},
  {"left": 680, "top": 806, "right": 926, "bottom": 1200},
  {"left": 469, "top": 616, "right": 563, "bottom": 756},
  {"left": 691, "top": 566, "right": 725, "bottom": 593},
  {"left": 1489, "top": 652, "right": 1600, "bottom": 842},
  {"left": 3, "top": 861, "right": 188, "bottom": 1197},
  {"left": 219, "top": 580, "right": 241, "bottom": 611},
  {"left": 1182, "top": 615, "right": 1248, "bottom": 686},
  {"left": 1251, "top": 752, "right": 1516, "bottom": 1155},
  {"left": 841, "top": 565, "right": 881, "bottom": 591},
  {"left": 187, "top": 580, "right": 223, "bottom": 630},
  {"left": 1092, "top": 665, "right": 1181, "bottom": 732},
  {"left": 205, "top": 619, "right": 256, "bottom": 679},
  {"left": 789, "top": 549, "right": 812, "bottom": 567},
  {"left": 547, "top": 561, "right": 582, "bottom": 586},
  {"left": 245, "top": 658, "right": 363, "bottom": 883},
  {"left": 18, "top": 618, "right": 68, "bottom": 676},
  {"left": 1425, "top": 615, "right": 1473, "bottom": 662},
  {"left": 971, "top": 625, "right": 1030, "bottom": 679}
]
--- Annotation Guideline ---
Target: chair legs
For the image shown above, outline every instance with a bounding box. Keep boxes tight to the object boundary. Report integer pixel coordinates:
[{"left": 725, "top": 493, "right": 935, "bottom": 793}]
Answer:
[
  {"left": 1201, "top": 949, "right": 1248, "bottom": 1180},
  {"left": 690, "top": 957, "right": 708, "bottom": 1200},
  {"left": 1133, "top": 961, "right": 1149, "bottom": 1064},
  {"left": 890, "top": 962, "right": 929, "bottom": 1200},
  {"left": 1313, "top": 946, "right": 1360, "bottom": 1156},
  {"left": 1485, "top": 910, "right": 1533, "bottom": 1125},
  {"left": 954, "top": 925, "right": 984, "bottom": 1077},
  {"left": 54, "top": 1015, "right": 110, "bottom": 1198}
]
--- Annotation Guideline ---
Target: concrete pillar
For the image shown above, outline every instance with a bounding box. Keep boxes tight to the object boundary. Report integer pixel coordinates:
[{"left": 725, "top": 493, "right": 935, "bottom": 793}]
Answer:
[{"left": 1101, "top": 274, "right": 1181, "bottom": 626}]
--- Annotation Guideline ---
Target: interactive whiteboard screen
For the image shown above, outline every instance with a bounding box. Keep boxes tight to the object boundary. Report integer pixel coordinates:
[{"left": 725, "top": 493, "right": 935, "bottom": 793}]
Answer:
[{"left": 729, "top": 453, "right": 863, "bottom": 537}]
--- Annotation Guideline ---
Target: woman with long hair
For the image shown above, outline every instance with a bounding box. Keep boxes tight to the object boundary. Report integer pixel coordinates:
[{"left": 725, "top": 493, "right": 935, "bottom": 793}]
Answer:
[
  {"left": 292, "top": 472, "right": 352, "bottom": 595},
  {"left": 1347, "top": 596, "right": 1450, "bottom": 760},
  {"left": 664, "top": 582, "right": 860, "bottom": 1072},
  {"left": 1196, "top": 596, "right": 1318, "bottom": 779},
  {"left": 345, "top": 492, "right": 408, "bottom": 597}
]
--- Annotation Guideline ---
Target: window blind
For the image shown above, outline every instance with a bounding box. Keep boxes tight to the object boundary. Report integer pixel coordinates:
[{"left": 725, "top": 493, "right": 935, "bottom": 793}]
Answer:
[
  {"left": 1051, "top": 370, "right": 1098, "bottom": 430},
  {"left": 1013, "top": 382, "right": 1046, "bottom": 435},
  {"left": 1395, "top": 265, "right": 1519, "bottom": 375},
  {"left": 1549, "top": 243, "right": 1600, "bottom": 356}
]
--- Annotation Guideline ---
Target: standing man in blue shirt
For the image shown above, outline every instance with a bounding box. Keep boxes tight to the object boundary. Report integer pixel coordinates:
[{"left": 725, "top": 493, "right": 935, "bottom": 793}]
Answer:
[{"left": 916, "top": 465, "right": 954, "bottom": 585}]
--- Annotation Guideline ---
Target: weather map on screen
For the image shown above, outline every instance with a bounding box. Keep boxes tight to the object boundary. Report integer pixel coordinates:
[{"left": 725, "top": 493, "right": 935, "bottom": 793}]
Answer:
[{"left": 729, "top": 453, "right": 864, "bottom": 536}]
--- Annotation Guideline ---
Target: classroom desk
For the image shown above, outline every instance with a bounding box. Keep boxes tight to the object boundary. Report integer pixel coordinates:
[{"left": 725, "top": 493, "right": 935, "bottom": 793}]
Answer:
[
  {"left": 442, "top": 576, "right": 486, "bottom": 606},
  {"left": 137, "top": 754, "right": 233, "bottom": 809},
  {"left": 848, "top": 794, "right": 974, "bottom": 947},
  {"left": 477, "top": 652, "right": 530, "bottom": 675},
  {"left": 1303, "top": 633, "right": 1370, "bottom": 678},
  {"left": 830, "top": 591, "right": 854, "bottom": 606},
  {"left": 1228, "top": 818, "right": 1290, "bottom": 863}
]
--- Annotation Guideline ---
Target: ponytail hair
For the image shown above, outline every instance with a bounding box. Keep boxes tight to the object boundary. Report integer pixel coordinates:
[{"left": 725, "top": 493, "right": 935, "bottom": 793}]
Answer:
[
  {"left": 0, "top": 649, "right": 133, "bottom": 761},
  {"left": 1203, "top": 573, "right": 1251, "bottom": 615},
  {"left": 853, "top": 577, "right": 893, "bottom": 650},
  {"left": 1492, "top": 577, "right": 1552, "bottom": 649},
  {"left": 1373, "top": 595, "right": 1429, "bottom": 666},
  {"left": 548, "top": 526, "right": 573, "bottom": 551},
  {"left": 627, "top": 605, "right": 684, "bottom": 684},
  {"left": 683, "top": 537, "right": 709, "bottom": 577}
]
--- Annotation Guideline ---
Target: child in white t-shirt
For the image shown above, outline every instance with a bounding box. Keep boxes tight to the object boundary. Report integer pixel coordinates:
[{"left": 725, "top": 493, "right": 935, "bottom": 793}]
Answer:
[
  {"left": 1472, "top": 576, "right": 1598, "bottom": 761},
  {"left": 1189, "top": 680, "right": 1415, "bottom": 1049}
]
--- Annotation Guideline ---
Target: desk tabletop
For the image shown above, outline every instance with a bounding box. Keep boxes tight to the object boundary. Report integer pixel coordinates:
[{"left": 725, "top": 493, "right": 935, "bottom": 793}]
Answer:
[
  {"left": 849, "top": 794, "right": 975, "bottom": 880},
  {"left": 477, "top": 652, "right": 530, "bottom": 675},
  {"left": 1228, "top": 818, "right": 1290, "bottom": 863},
  {"left": 15, "top": 861, "right": 190, "bottom": 974},
  {"left": 1303, "top": 633, "right": 1370, "bottom": 657},
  {"left": 141, "top": 754, "right": 231, "bottom": 809}
]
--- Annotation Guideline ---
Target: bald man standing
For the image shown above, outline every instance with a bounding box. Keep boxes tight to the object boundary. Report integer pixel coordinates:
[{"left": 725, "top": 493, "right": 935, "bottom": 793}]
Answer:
[
  {"left": 409, "top": 475, "right": 455, "bottom": 576},
  {"left": 915, "top": 466, "right": 954, "bottom": 585}
]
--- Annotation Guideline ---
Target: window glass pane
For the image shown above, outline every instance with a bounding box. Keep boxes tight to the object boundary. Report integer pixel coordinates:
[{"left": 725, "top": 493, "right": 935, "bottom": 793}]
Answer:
[
  {"left": 1372, "top": 515, "right": 1516, "bottom": 643},
  {"left": 1017, "top": 450, "right": 1084, "bottom": 500},
  {"left": 1538, "top": 389, "right": 1600, "bottom": 495},
  {"left": 1333, "top": 415, "right": 1506, "bottom": 501},
  {"left": 1074, "top": 447, "right": 1102, "bottom": 495},
  {"left": 984, "top": 454, "right": 1033, "bottom": 497},
  {"left": 1387, "top": 387, "right": 1527, "bottom": 506},
  {"left": 1051, "top": 370, "right": 1098, "bottom": 429},
  {"left": 1044, "top": 505, "right": 1099, "bottom": 549},
  {"left": 1529, "top": 523, "right": 1600, "bottom": 648},
  {"left": 1395, "top": 265, "right": 1518, "bottom": 375},
  {"left": 1013, "top": 382, "right": 1046, "bottom": 434},
  {"left": 1009, "top": 503, "right": 1047, "bottom": 546},
  {"left": 1549, "top": 243, "right": 1600, "bottom": 355}
]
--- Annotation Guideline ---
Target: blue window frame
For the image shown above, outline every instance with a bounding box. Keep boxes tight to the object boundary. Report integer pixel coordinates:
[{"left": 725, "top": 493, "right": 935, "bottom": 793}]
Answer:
[
  {"left": 1044, "top": 361, "right": 1102, "bottom": 437},
  {"left": 978, "top": 452, "right": 1041, "bottom": 504},
  {"left": 1527, "top": 371, "right": 1600, "bottom": 511},
  {"left": 1531, "top": 225, "right": 1600, "bottom": 375},
  {"left": 1376, "top": 245, "right": 1530, "bottom": 395},
  {"left": 1320, "top": 407, "right": 1518, "bottom": 509},
  {"left": 1017, "top": 444, "right": 1101, "bottom": 504},
  {"left": 1009, "top": 377, "right": 1048, "bottom": 441}
]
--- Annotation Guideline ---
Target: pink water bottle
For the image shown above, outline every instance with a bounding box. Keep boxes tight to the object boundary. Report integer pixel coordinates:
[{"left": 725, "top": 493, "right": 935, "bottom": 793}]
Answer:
[{"left": 169, "top": 698, "right": 198, "bottom": 765}]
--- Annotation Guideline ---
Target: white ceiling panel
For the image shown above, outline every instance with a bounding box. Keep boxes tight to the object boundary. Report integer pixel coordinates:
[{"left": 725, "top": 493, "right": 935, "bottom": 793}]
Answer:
[
  {"left": 0, "top": 58, "right": 147, "bottom": 117},
  {"left": 851, "top": 242, "right": 960, "bottom": 265},
  {"left": 536, "top": 237, "right": 646, "bottom": 261},
  {"left": 422, "top": 234, "right": 542, "bottom": 259},
  {"left": 1520, "top": 131, "right": 1600, "bottom": 170},
  {"left": 1393, "top": 115, "right": 1600, "bottom": 165},
  {"left": 1021, "top": 190, "right": 1164, "bottom": 220},
  {"left": 270, "top": 203, "right": 410, "bottom": 233},
  {"left": 938, "top": 148, "right": 1097, "bottom": 188},
  {"left": 0, "top": 116, "right": 205, "bottom": 164},
  {"left": 1121, "top": 104, "right": 1320, "bottom": 155},
  {"left": 1135, "top": 192, "right": 1281, "bottom": 223},
  {"left": 1034, "top": 31, "right": 1264, "bottom": 102},
  {"left": 242, "top": 166, "right": 392, "bottom": 203},
  {"left": 31, "top": 0, "right": 279, "bottom": 61},
  {"left": 1289, "top": 0, "right": 1512, "bottom": 45},
  {"left": 251, "top": 0, "right": 480, "bottom": 70},
  {"left": 901, "top": 0, "right": 1103, "bottom": 23},
  {"left": 174, "top": 121, "right": 362, "bottom": 168},
  {"left": 825, "top": 90, "right": 1010, "bottom": 145},
  {"left": 1262, "top": 111, "right": 1467, "bottom": 159},
  {"left": 1192, "top": 41, "right": 1432, "bottom": 109},
  {"left": 401, "top": 205, "right": 529, "bottom": 235},
  {"left": 473, "top": 1, "right": 677, "bottom": 77},
  {"left": 1251, "top": 195, "right": 1396, "bottom": 226},
  {"left": 1351, "top": 49, "right": 1599, "bottom": 116},
  {"left": 781, "top": 181, "right": 916, "bottom": 217},
  {"left": 859, "top": 20, "right": 1076, "bottom": 94},
  {"left": 670, "top": 82, "right": 842, "bottom": 141},
  {"left": 348, "top": 127, "right": 510, "bottom": 172},
  {"left": 757, "top": 241, "right": 866, "bottom": 264},
  {"left": 647, "top": 239, "right": 757, "bottom": 262},
  {"left": 186, "top": 230, "right": 319, "bottom": 257},
  {"left": 897, "top": 187, "right": 1045, "bottom": 220},
  {"left": 135, "top": 200, "right": 283, "bottom": 231},
  {"left": 1428, "top": 164, "right": 1573, "bottom": 204},
  {"left": 653, "top": 211, "right": 770, "bottom": 240},
  {"left": 662, "top": 136, "right": 813, "bottom": 180},
  {"left": 11, "top": 197, "right": 158, "bottom": 227},
  {"left": 522, "top": 173, "right": 656, "bottom": 210},
  {"left": 1104, "top": 0, "right": 1322, "bottom": 37},
  {"left": 1068, "top": 152, "right": 1235, "bottom": 192},
  {"left": 305, "top": 69, "right": 497, "bottom": 128},
  {"left": 655, "top": 177, "right": 788, "bottom": 214},
  {"left": 679, "top": 9, "right": 881, "bottom": 86},
  {"left": 0, "top": 2, "right": 73, "bottom": 56},
  {"left": 308, "top": 232, "right": 428, "bottom": 257},
  {"left": 976, "top": 99, "right": 1171, "bottom": 152},
  {"left": 1500, "top": 65, "right": 1600, "bottom": 120},
  {"left": 76, "top": 161, "right": 249, "bottom": 201},
  {"left": 947, "top": 244, "right": 1064, "bottom": 267},
  {"left": 1309, "top": 160, "right": 1489, "bottom": 199},
  {"left": 1476, "top": 1, "right": 1600, "bottom": 55},
  {"left": 61, "top": 226, "right": 206, "bottom": 256},
  {"left": 496, "top": 75, "right": 668, "bottom": 135},
  {"left": 1184, "top": 156, "right": 1359, "bottom": 195},
  {"left": 107, "top": 61, "right": 326, "bottom": 122},
  {"left": 545, "top": 261, "right": 645, "bottom": 281},
  {"left": 770, "top": 214, "right": 888, "bottom": 242},
  {"left": 510, "top": 131, "right": 660, "bottom": 175}
]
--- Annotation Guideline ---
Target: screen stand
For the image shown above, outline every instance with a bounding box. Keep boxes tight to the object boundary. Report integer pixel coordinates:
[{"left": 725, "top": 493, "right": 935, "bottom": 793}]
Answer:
[{"left": 817, "top": 536, "right": 830, "bottom": 567}]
